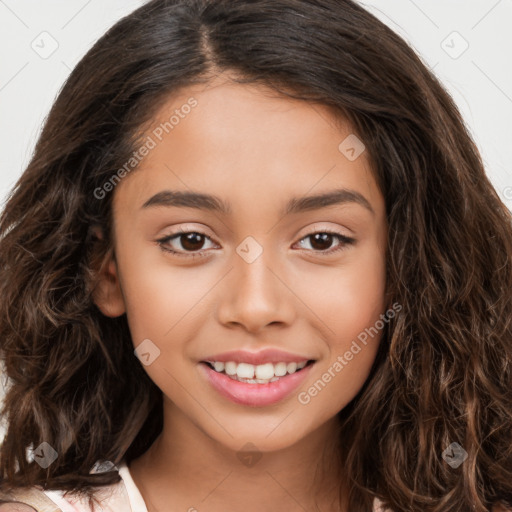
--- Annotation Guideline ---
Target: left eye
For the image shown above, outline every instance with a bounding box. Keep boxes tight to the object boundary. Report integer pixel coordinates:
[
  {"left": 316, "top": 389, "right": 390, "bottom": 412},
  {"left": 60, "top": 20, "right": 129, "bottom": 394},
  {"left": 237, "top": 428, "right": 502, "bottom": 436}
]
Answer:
[
  {"left": 156, "top": 230, "right": 355, "bottom": 258},
  {"left": 157, "top": 231, "right": 217, "bottom": 258},
  {"left": 294, "top": 231, "right": 355, "bottom": 254}
]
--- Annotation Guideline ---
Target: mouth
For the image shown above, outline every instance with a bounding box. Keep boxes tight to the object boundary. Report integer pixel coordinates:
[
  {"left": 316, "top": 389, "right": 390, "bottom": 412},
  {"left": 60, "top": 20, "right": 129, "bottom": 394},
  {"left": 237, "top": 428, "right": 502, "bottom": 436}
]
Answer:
[
  {"left": 200, "top": 359, "right": 316, "bottom": 384},
  {"left": 198, "top": 359, "right": 316, "bottom": 407}
]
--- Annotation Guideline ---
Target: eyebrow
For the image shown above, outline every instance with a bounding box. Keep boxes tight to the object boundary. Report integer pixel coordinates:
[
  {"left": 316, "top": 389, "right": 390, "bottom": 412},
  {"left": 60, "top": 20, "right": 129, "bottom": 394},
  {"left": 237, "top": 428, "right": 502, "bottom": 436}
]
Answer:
[{"left": 141, "top": 188, "right": 375, "bottom": 216}]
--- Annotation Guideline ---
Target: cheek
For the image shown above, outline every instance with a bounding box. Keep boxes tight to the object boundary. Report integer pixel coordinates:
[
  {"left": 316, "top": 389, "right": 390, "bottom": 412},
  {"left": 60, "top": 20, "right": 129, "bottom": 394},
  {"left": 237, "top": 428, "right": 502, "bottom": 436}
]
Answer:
[
  {"left": 295, "top": 246, "right": 386, "bottom": 402},
  {"left": 301, "top": 248, "right": 386, "bottom": 340},
  {"left": 305, "top": 250, "right": 386, "bottom": 409}
]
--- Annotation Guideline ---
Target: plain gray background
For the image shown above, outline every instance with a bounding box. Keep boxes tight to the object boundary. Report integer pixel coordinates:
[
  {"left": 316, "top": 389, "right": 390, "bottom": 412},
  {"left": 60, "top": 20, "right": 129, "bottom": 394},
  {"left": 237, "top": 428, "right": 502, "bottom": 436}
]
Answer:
[{"left": 0, "top": 0, "right": 511, "bottom": 440}]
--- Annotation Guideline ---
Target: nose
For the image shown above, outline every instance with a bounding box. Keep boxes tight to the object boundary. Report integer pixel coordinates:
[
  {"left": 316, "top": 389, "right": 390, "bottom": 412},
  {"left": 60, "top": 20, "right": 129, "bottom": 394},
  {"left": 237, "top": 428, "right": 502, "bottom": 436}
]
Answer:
[{"left": 216, "top": 248, "right": 296, "bottom": 334}]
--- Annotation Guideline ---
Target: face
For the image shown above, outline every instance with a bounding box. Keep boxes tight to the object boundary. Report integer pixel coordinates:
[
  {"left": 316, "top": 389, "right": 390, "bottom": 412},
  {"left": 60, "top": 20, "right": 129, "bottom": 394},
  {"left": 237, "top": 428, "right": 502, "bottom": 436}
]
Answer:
[{"left": 93, "top": 76, "right": 388, "bottom": 453}]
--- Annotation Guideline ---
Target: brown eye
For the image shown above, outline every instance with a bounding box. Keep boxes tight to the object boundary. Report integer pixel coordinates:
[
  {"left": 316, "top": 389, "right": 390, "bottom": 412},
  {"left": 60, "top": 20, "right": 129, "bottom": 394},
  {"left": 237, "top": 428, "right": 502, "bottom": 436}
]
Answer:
[
  {"left": 296, "top": 231, "right": 355, "bottom": 255},
  {"left": 309, "top": 233, "right": 335, "bottom": 251},
  {"left": 180, "top": 232, "right": 207, "bottom": 251},
  {"left": 156, "top": 231, "right": 218, "bottom": 258}
]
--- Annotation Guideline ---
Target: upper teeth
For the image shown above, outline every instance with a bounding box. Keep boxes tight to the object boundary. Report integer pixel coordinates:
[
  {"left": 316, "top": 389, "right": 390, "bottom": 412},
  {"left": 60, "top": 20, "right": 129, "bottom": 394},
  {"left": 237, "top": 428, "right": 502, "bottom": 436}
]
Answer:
[{"left": 209, "top": 361, "right": 308, "bottom": 380}]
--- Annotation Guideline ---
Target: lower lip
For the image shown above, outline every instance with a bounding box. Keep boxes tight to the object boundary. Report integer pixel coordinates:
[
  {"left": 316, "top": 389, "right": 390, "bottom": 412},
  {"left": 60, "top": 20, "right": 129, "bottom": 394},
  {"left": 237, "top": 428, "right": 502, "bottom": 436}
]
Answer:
[{"left": 199, "top": 362, "right": 314, "bottom": 407}]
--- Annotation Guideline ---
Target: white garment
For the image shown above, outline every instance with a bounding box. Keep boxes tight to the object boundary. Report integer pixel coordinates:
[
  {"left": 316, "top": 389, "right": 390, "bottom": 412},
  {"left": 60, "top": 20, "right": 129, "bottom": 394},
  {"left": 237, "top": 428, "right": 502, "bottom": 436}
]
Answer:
[
  {"left": 41, "top": 459, "right": 148, "bottom": 512},
  {"left": 117, "top": 460, "right": 149, "bottom": 512}
]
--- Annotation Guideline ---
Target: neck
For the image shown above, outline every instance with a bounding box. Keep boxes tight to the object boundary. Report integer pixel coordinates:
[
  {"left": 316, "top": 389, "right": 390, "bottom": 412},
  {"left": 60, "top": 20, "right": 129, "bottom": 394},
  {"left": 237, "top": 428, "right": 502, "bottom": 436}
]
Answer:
[{"left": 129, "top": 399, "right": 344, "bottom": 512}]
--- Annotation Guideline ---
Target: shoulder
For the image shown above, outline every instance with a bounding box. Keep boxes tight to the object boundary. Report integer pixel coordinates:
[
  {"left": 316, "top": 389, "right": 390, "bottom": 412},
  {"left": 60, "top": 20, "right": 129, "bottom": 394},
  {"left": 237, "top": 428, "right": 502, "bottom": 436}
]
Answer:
[
  {"left": 0, "top": 504, "right": 37, "bottom": 512},
  {"left": 0, "top": 460, "right": 134, "bottom": 512},
  {"left": 0, "top": 476, "right": 129, "bottom": 512},
  {"left": 0, "top": 485, "right": 61, "bottom": 512},
  {"left": 41, "top": 481, "right": 130, "bottom": 512}
]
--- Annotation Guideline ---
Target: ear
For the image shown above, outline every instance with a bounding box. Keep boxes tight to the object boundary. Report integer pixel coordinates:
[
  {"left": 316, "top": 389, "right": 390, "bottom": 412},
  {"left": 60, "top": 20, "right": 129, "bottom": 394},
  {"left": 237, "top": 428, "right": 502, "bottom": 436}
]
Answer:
[{"left": 90, "top": 226, "right": 126, "bottom": 318}]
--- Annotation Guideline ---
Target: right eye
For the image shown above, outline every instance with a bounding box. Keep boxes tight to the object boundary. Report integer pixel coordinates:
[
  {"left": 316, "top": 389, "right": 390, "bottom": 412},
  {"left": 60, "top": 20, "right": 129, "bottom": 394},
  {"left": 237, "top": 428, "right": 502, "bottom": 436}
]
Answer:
[{"left": 156, "top": 231, "right": 219, "bottom": 259}]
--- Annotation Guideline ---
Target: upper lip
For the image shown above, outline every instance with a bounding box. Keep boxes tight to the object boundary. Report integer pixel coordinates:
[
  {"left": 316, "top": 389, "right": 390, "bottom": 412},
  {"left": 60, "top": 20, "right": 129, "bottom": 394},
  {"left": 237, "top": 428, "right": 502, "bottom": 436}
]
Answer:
[{"left": 201, "top": 348, "right": 315, "bottom": 366}]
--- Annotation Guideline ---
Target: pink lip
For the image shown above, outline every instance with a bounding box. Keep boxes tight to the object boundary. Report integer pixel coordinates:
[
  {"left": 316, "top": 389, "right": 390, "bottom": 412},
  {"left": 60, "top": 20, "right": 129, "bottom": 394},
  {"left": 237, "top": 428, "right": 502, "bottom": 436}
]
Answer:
[
  {"left": 199, "top": 361, "right": 314, "bottom": 407},
  {"left": 201, "top": 348, "right": 313, "bottom": 365}
]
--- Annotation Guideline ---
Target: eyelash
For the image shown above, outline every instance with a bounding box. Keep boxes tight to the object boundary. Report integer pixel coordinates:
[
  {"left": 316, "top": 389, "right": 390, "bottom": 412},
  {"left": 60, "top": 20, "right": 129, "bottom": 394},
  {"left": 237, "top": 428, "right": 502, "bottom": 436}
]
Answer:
[{"left": 156, "top": 229, "right": 355, "bottom": 259}]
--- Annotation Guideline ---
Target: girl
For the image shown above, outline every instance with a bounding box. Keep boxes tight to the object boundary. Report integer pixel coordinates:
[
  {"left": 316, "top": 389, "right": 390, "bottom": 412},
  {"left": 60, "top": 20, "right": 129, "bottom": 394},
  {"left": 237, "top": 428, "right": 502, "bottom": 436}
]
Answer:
[{"left": 1, "top": 1, "right": 511, "bottom": 511}]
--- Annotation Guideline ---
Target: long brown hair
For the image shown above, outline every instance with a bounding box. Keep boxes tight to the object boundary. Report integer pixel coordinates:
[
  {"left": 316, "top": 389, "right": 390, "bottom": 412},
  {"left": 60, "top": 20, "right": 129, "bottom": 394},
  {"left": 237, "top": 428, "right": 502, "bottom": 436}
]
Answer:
[{"left": 1, "top": 1, "right": 511, "bottom": 510}]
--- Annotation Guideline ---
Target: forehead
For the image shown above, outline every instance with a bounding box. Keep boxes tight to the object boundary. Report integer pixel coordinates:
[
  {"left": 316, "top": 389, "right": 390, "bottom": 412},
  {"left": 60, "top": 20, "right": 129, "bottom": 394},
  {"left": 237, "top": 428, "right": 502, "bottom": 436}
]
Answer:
[{"left": 112, "top": 78, "right": 384, "bottom": 220}]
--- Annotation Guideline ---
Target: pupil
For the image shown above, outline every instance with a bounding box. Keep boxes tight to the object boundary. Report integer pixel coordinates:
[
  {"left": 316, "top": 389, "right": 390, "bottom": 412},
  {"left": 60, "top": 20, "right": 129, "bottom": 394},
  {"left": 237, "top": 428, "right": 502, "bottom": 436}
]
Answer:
[
  {"left": 182, "top": 233, "right": 204, "bottom": 251},
  {"left": 311, "top": 233, "right": 332, "bottom": 251}
]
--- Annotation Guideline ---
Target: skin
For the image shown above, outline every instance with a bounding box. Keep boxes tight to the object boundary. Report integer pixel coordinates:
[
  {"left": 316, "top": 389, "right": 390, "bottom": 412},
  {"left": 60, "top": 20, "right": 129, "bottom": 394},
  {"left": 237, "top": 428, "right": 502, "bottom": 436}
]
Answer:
[{"left": 93, "top": 74, "right": 388, "bottom": 512}]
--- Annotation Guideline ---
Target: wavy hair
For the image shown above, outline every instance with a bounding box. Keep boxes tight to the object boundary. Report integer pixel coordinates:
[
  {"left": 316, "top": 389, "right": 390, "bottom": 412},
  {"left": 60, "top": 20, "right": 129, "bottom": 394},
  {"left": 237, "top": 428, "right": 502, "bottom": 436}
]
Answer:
[{"left": 1, "top": 0, "right": 511, "bottom": 510}]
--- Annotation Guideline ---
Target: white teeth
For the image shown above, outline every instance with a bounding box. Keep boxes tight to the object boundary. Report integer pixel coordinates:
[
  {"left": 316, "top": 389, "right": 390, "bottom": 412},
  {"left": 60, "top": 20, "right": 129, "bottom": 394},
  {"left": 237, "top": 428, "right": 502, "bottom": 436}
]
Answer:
[
  {"left": 255, "top": 363, "right": 274, "bottom": 380},
  {"left": 236, "top": 363, "right": 255, "bottom": 379},
  {"left": 231, "top": 375, "right": 281, "bottom": 384},
  {"left": 213, "top": 361, "right": 225, "bottom": 372},
  {"left": 287, "top": 362, "right": 297, "bottom": 374},
  {"left": 206, "top": 359, "right": 311, "bottom": 382},
  {"left": 274, "top": 362, "right": 287, "bottom": 377},
  {"left": 225, "top": 361, "right": 237, "bottom": 375}
]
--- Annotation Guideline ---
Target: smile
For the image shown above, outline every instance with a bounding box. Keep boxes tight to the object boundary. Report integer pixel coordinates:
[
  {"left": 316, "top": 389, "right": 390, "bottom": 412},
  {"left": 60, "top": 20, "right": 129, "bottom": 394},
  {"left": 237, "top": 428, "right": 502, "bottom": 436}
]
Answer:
[
  {"left": 203, "top": 360, "right": 312, "bottom": 383},
  {"left": 199, "top": 360, "right": 315, "bottom": 407}
]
